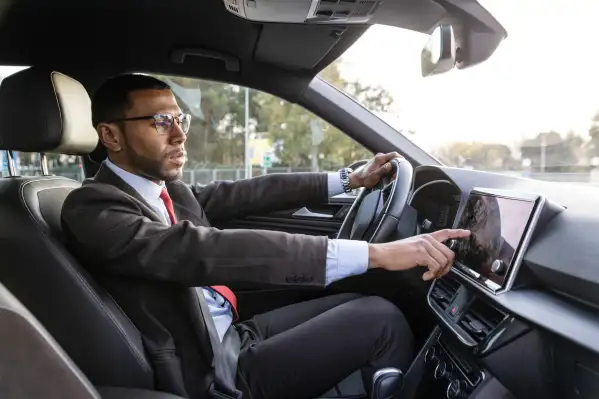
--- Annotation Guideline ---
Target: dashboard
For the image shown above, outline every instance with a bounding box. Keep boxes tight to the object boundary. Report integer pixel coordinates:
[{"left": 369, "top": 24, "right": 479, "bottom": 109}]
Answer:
[{"left": 408, "top": 165, "right": 599, "bottom": 399}]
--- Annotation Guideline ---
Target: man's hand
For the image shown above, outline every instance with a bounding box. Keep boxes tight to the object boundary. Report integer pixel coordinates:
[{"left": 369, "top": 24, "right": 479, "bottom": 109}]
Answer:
[
  {"left": 349, "top": 152, "right": 403, "bottom": 189},
  {"left": 367, "top": 229, "right": 471, "bottom": 281}
]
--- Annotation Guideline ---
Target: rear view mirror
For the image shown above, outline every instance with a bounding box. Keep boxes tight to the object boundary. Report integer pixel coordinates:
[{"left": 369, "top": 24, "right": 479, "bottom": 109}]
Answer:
[{"left": 421, "top": 25, "right": 456, "bottom": 77}]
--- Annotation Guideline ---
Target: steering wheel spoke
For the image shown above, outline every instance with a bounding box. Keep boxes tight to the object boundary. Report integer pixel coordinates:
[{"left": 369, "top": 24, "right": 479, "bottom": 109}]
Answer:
[{"left": 337, "top": 157, "right": 414, "bottom": 243}]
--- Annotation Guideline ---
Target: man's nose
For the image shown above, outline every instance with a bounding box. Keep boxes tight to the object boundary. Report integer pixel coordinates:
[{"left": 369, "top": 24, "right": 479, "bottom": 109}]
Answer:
[{"left": 170, "top": 121, "right": 187, "bottom": 144}]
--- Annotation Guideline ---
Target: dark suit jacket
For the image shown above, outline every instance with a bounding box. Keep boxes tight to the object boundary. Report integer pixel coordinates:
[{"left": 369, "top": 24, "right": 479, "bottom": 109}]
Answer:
[{"left": 61, "top": 163, "right": 330, "bottom": 399}]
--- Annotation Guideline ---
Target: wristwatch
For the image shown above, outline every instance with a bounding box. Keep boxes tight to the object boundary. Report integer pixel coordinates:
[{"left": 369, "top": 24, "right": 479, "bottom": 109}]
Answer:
[{"left": 339, "top": 167, "right": 354, "bottom": 193}]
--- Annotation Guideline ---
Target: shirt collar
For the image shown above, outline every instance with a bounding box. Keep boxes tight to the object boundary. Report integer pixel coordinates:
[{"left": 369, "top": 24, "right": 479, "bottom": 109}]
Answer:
[{"left": 104, "top": 158, "right": 164, "bottom": 203}]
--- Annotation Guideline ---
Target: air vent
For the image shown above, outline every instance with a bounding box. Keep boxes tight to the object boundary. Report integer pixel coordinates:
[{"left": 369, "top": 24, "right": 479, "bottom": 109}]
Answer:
[
  {"left": 430, "top": 275, "right": 461, "bottom": 310},
  {"left": 351, "top": 0, "right": 376, "bottom": 17},
  {"left": 223, "top": 0, "right": 240, "bottom": 14},
  {"left": 459, "top": 299, "right": 507, "bottom": 343}
]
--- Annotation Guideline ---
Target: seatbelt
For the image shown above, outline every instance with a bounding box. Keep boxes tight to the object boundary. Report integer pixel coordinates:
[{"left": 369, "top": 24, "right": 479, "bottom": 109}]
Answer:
[
  {"left": 222, "top": 324, "right": 241, "bottom": 386},
  {"left": 158, "top": 191, "right": 241, "bottom": 398},
  {"left": 194, "top": 288, "right": 243, "bottom": 399}
]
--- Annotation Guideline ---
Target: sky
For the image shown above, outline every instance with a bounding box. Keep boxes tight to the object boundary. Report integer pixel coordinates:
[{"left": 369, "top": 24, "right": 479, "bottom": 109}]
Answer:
[{"left": 336, "top": 0, "right": 599, "bottom": 153}]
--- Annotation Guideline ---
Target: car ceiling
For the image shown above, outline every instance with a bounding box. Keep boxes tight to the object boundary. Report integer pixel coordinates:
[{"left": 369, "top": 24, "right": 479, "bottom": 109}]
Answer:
[
  {"left": 0, "top": 0, "right": 462, "bottom": 102},
  {"left": 0, "top": 0, "right": 373, "bottom": 102}
]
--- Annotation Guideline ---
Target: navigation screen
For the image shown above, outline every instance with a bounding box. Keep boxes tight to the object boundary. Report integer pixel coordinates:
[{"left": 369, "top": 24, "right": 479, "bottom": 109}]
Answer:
[{"left": 454, "top": 193, "right": 536, "bottom": 285}]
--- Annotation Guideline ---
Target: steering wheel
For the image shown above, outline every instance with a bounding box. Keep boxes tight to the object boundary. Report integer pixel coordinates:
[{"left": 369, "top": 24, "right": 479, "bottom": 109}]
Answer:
[{"left": 337, "top": 157, "right": 414, "bottom": 243}]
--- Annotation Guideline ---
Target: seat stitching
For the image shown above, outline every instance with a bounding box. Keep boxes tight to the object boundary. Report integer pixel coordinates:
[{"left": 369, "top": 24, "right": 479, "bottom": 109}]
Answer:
[
  {"left": 20, "top": 178, "right": 152, "bottom": 373},
  {"left": 18, "top": 177, "right": 153, "bottom": 375}
]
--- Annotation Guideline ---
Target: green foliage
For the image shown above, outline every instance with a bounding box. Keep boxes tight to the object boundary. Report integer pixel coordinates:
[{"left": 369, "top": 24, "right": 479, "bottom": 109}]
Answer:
[{"left": 152, "top": 60, "right": 392, "bottom": 170}]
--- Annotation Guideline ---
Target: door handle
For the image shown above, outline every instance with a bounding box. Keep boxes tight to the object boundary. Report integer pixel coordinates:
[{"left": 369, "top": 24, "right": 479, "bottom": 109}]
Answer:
[{"left": 292, "top": 207, "right": 333, "bottom": 219}]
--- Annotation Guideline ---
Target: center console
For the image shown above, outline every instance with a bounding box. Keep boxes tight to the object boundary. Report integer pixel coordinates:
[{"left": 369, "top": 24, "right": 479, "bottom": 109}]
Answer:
[
  {"left": 402, "top": 187, "right": 563, "bottom": 399},
  {"left": 424, "top": 333, "right": 484, "bottom": 398},
  {"left": 402, "top": 322, "right": 519, "bottom": 399}
]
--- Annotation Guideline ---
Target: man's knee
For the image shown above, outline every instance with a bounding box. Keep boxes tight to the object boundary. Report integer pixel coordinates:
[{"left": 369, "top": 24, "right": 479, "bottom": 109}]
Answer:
[
  {"left": 354, "top": 296, "right": 405, "bottom": 322},
  {"left": 354, "top": 296, "right": 414, "bottom": 360}
]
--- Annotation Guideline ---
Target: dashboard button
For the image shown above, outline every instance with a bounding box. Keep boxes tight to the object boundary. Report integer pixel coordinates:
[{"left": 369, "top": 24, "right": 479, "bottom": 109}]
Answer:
[
  {"left": 424, "top": 347, "right": 436, "bottom": 363},
  {"left": 434, "top": 360, "right": 448, "bottom": 380},
  {"left": 420, "top": 219, "right": 433, "bottom": 233},
  {"left": 491, "top": 259, "right": 506, "bottom": 275},
  {"left": 447, "top": 379, "right": 464, "bottom": 399}
]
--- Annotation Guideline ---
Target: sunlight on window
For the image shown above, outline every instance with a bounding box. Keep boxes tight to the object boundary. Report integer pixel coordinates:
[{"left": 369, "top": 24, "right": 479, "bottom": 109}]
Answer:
[{"left": 320, "top": 0, "right": 599, "bottom": 187}]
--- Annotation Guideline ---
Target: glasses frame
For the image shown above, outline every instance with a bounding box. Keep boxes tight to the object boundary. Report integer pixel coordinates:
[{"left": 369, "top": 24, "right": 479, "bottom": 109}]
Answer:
[{"left": 106, "top": 112, "right": 191, "bottom": 135}]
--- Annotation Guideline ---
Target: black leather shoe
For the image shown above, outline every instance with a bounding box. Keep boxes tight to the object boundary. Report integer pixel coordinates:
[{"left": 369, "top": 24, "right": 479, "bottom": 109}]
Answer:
[{"left": 371, "top": 368, "right": 404, "bottom": 399}]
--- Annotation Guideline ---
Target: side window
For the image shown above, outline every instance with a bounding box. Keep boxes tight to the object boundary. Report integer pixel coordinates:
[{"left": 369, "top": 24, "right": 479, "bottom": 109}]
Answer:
[
  {"left": 1, "top": 151, "right": 85, "bottom": 181},
  {"left": 151, "top": 74, "right": 372, "bottom": 186}
]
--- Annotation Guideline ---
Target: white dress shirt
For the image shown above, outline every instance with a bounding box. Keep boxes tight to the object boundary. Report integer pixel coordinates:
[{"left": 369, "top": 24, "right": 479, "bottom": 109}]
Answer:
[{"left": 104, "top": 159, "right": 369, "bottom": 341}]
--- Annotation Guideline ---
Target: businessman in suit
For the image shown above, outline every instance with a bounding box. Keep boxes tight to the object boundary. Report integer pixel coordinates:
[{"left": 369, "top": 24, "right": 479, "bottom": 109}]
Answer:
[{"left": 61, "top": 74, "right": 470, "bottom": 399}]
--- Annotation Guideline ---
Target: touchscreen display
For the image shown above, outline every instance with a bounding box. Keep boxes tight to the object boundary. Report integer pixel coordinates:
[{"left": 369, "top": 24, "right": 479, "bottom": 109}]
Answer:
[{"left": 454, "top": 193, "right": 536, "bottom": 284}]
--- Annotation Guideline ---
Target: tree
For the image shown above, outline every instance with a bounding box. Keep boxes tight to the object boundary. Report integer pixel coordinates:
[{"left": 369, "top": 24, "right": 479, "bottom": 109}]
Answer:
[
  {"left": 434, "top": 142, "right": 516, "bottom": 170},
  {"left": 152, "top": 59, "right": 393, "bottom": 170},
  {"left": 255, "top": 59, "right": 391, "bottom": 170},
  {"left": 154, "top": 75, "right": 252, "bottom": 168},
  {"left": 587, "top": 110, "right": 599, "bottom": 158},
  {"left": 520, "top": 131, "right": 586, "bottom": 172}
]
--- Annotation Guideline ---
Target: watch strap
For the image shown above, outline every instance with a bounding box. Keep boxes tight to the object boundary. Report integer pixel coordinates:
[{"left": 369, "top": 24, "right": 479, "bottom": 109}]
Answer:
[{"left": 339, "top": 167, "right": 353, "bottom": 193}]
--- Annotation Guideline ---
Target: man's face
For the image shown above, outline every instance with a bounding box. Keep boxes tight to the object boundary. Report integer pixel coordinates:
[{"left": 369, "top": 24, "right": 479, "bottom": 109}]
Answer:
[{"left": 105, "top": 89, "right": 187, "bottom": 183}]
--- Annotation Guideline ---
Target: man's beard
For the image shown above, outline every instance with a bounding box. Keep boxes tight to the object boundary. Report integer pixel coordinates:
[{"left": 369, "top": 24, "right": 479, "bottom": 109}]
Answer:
[{"left": 127, "top": 147, "right": 182, "bottom": 182}]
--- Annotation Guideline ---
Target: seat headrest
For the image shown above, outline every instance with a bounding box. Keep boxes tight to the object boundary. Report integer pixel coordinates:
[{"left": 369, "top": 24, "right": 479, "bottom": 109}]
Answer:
[{"left": 0, "top": 67, "right": 98, "bottom": 155}]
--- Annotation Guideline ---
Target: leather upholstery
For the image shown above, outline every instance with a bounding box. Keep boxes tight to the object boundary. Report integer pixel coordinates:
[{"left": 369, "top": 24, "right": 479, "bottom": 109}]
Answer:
[
  {"left": 0, "top": 176, "right": 154, "bottom": 388},
  {"left": 0, "top": 68, "right": 154, "bottom": 389},
  {"left": 0, "top": 67, "right": 98, "bottom": 154},
  {"left": 0, "top": 280, "right": 100, "bottom": 399},
  {"left": 97, "top": 387, "right": 186, "bottom": 399}
]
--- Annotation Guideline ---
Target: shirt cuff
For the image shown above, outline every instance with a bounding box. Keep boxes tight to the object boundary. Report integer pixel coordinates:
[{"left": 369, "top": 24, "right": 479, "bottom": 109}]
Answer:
[
  {"left": 325, "top": 239, "right": 369, "bottom": 286},
  {"left": 327, "top": 172, "right": 344, "bottom": 197}
]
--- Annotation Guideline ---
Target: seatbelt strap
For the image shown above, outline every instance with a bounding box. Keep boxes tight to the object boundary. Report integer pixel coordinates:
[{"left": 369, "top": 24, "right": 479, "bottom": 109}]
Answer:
[
  {"left": 194, "top": 288, "right": 243, "bottom": 399},
  {"left": 222, "top": 325, "right": 242, "bottom": 392}
]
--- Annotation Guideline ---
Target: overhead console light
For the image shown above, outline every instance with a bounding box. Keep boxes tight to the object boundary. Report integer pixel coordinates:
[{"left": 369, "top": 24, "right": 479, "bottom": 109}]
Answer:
[{"left": 220, "top": 0, "right": 382, "bottom": 24}]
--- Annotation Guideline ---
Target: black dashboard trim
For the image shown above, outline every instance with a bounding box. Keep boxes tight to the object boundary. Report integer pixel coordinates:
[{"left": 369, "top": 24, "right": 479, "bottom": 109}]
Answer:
[
  {"left": 439, "top": 272, "right": 599, "bottom": 356},
  {"left": 415, "top": 165, "right": 599, "bottom": 357},
  {"left": 492, "top": 289, "right": 599, "bottom": 355},
  {"left": 427, "top": 291, "right": 478, "bottom": 348}
]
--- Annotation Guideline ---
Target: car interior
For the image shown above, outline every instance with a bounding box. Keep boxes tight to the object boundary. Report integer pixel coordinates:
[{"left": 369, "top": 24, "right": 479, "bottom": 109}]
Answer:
[{"left": 0, "top": 0, "right": 597, "bottom": 399}]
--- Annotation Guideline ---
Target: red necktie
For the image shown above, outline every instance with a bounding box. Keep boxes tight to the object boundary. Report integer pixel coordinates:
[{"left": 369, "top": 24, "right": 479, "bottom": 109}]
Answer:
[
  {"left": 159, "top": 188, "right": 177, "bottom": 225},
  {"left": 159, "top": 187, "right": 239, "bottom": 320}
]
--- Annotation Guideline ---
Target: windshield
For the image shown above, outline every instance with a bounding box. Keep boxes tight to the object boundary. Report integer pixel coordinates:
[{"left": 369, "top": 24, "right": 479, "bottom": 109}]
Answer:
[{"left": 320, "top": 0, "right": 599, "bottom": 186}]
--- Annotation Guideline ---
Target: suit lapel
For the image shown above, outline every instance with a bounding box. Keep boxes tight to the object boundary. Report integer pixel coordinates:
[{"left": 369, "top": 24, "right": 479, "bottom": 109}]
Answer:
[
  {"left": 91, "top": 163, "right": 165, "bottom": 224},
  {"left": 167, "top": 180, "right": 210, "bottom": 227}
]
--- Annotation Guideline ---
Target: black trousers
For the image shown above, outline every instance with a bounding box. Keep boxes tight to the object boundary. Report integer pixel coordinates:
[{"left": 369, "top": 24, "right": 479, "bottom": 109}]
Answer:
[{"left": 235, "top": 293, "right": 414, "bottom": 399}]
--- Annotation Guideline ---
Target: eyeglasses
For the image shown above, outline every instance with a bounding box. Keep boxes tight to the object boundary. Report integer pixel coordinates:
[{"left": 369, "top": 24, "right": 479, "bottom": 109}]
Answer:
[{"left": 107, "top": 113, "right": 191, "bottom": 135}]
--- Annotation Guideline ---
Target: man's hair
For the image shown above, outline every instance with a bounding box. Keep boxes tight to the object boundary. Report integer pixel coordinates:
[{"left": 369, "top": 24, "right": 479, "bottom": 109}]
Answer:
[{"left": 91, "top": 74, "right": 171, "bottom": 128}]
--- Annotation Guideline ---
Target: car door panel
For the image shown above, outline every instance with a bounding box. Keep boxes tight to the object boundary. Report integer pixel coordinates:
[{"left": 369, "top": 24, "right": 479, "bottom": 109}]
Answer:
[
  {"left": 215, "top": 193, "right": 356, "bottom": 237},
  {"left": 215, "top": 194, "right": 357, "bottom": 318}
]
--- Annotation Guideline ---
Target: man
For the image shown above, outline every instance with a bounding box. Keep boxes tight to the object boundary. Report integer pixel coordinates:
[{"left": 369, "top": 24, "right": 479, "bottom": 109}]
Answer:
[{"left": 61, "top": 74, "right": 469, "bottom": 399}]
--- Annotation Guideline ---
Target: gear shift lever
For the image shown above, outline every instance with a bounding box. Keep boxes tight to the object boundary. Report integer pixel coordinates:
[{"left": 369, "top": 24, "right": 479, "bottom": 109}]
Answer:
[{"left": 371, "top": 367, "right": 404, "bottom": 399}]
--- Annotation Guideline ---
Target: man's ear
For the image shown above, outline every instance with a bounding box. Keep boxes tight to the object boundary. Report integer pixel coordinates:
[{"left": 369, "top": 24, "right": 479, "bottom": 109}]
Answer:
[{"left": 97, "top": 123, "right": 123, "bottom": 153}]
